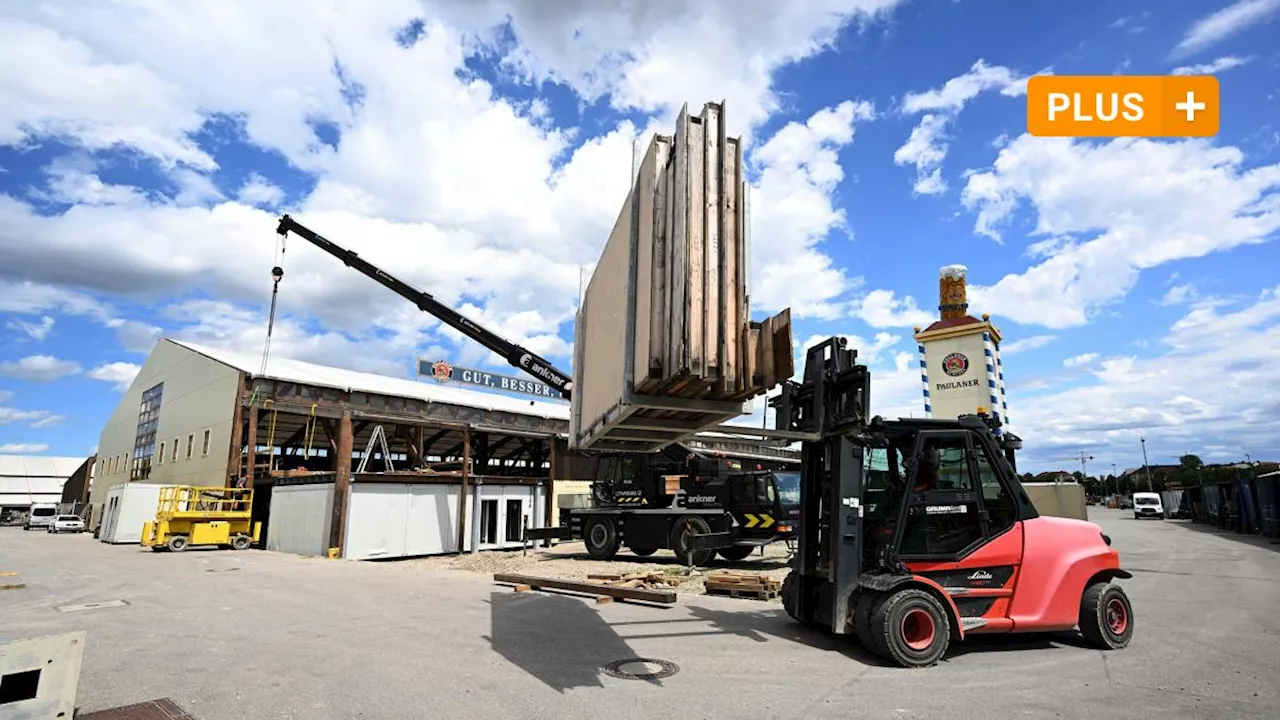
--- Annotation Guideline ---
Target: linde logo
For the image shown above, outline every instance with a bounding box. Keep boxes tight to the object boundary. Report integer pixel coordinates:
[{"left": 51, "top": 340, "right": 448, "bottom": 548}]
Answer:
[{"left": 968, "top": 570, "right": 993, "bottom": 581}]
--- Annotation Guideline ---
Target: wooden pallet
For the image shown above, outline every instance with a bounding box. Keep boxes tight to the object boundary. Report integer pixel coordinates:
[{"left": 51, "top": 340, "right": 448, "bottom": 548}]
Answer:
[
  {"left": 704, "top": 572, "right": 781, "bottom": 601},
  {"left": 705, "top": 583, "right": 780, "bottom": 601}
]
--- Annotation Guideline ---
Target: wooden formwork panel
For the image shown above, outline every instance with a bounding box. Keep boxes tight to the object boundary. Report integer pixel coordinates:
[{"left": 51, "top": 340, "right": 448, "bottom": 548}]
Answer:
[{"left": 571, "top": 100, "right": 794, "bottom": 451}]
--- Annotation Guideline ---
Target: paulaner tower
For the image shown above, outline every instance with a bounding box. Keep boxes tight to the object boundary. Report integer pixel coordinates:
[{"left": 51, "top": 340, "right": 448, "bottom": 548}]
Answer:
[{"left": 912, "top": 265, "right": 1010, "bottom": 435}]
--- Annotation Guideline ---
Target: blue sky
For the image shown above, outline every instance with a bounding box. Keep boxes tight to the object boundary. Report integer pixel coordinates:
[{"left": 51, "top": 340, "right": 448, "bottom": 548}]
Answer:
[{"left": 1, "top": 0, "right": 1278, "bottom": 474}]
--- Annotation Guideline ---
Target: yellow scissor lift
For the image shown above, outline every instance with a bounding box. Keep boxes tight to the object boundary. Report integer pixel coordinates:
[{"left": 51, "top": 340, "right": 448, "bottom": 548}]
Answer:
[{"left": 142, "top": 486, "right": 261, "bottom": 552}]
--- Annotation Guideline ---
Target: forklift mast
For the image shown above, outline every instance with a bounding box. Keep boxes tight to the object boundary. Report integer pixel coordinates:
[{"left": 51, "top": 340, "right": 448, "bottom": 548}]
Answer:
[
  {"left": 275, "top": 215, "right": 573, "bottom": 399},
  {"left": 769, "top": 337, "right": 873, "bottom": 634}
]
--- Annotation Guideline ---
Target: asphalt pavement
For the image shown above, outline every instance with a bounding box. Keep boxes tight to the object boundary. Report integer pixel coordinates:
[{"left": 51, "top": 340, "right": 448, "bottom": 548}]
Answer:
[{"left": 2, "top": 508, "right": 1277, "bottom": 719}]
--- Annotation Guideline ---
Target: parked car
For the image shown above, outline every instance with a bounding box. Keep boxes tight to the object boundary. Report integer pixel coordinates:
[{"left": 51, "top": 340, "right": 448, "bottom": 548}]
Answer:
[
  {"left": 47, "top": 515, "right": 87, "bottom": 534},
  {"left": 24, "top": 503, "right": 58, "bottom": 531},
  {"left": 1132, "top": 492, "right": 1164, "bottom": 520}
]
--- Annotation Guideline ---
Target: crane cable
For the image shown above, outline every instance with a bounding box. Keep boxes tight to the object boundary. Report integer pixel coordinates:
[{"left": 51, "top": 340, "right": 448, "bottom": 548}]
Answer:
[{"left": 260, "top": 233, "right": 287, "bottom": 377}]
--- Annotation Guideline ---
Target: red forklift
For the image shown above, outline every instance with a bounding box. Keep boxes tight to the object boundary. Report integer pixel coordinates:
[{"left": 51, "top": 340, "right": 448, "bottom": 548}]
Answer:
[{"left": 692, "top": 337, "right": 1135, "bottom": 667}]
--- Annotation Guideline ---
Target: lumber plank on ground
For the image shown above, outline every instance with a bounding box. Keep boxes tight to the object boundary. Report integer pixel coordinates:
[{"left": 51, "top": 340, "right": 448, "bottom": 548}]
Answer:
[{"left": 494, "top": 573, "right": 677, "bottom": 603}]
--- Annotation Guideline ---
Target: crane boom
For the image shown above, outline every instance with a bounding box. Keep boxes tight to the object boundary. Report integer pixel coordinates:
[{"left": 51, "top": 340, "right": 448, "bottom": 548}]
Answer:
[{"left": 275, "top": 214, "right": 573, "bottom": 399}]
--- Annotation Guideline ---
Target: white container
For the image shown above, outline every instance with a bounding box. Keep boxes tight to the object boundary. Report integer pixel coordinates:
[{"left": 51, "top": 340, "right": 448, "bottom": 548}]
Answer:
[{"left": 99, "top": 483, "right": 168, "bottom": 544}]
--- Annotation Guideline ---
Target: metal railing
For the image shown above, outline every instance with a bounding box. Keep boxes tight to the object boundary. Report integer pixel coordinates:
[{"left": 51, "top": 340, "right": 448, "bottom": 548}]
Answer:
[{"left": 155, "top": 486, "right": 254, "bottom": 520}]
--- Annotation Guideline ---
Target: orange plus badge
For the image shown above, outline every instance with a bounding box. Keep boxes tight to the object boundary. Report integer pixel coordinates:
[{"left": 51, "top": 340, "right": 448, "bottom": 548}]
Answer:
[{"left": 1026, "top": 75, "right": 1219, "bottom": 138}]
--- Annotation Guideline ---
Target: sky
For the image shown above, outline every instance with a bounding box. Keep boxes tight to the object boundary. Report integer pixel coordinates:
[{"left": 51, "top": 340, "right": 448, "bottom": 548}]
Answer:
[{"left": 1, "top": 0, "right": 1278, "bottom": 475}]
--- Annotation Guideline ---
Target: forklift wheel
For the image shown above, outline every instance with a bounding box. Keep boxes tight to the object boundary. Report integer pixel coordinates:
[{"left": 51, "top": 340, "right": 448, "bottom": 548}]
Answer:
[
  {"left": 1079, "top": 582, "right": 1133, "bottom": 649},
  {"left": 781, "top": 571, "right": 800, "bottom": 622},
  {"left": 167, "top": 535, "right": 189, "bottom": 552},
  {"left": 717, "top": 546, "right": 754, "bottom": 563},
  {"left": 853, "top": 591, "right": 885, "bottom": 656},
  {"left": 870, "top": 588, "right": 951, "bottom": 668},
  {"left": 231, "top": 535, "right": 252, "bottom": 551},
  {"left": 583, "top": 517, "right": 620, "bottom": 560}
]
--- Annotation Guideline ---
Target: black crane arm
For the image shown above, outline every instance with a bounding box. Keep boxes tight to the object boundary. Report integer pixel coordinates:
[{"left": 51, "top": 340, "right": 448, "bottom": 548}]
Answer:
[{"left": 275, "top": 214, "right": 573, "bottom": 399}]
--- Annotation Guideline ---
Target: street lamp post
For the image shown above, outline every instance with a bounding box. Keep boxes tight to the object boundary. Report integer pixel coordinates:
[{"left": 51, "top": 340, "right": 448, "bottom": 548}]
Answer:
[
  {"left": 1111, "top": 463, "right": 1119, "bottom": 498},
  {"left": 1140, "top": 437, "right": 1154, "bottom": 491}
]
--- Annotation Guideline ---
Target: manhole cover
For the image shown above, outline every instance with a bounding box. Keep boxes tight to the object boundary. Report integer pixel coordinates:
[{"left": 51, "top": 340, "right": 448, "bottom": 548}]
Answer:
[
  {"left": 77, "top": 697, "right": 197, "bottom": 719},
  {"left": 602, "top": 658, "right": 679, "bottom": 680}
]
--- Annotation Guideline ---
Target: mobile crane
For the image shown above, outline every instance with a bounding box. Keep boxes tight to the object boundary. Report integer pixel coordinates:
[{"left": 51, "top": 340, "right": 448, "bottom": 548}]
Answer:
[
  {"left": 274, "top": 215, "right": 798, "bottom": 564},
  {"left": 684, "top": 337, "right": 1135, "bottom": 667}
]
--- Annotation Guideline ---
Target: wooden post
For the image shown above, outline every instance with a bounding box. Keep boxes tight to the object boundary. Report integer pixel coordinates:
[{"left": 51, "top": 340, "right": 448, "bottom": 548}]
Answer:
[
  {"left": 245, "top": 403, "right": 259, "bottom": 489},
  {"left": 456, "top": 427, "right": 471, "bottom": 553},
  {"left": 330, "top": 410, "right": 354, "bottom": 553},
  {"left": 409, "top": 425, "right": 425, "bottom": 468},
  {"left": 226, "top": 376, "right": 246, "bottom": 486},
  {"left": 545, "top": 438, "right": 558, "bottom": 547}
]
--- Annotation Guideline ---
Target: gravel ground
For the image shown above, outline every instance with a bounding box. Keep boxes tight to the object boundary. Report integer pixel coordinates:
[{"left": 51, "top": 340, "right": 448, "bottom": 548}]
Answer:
[{"left": 396, "top": 540, "right": 795, "bottom": 598}]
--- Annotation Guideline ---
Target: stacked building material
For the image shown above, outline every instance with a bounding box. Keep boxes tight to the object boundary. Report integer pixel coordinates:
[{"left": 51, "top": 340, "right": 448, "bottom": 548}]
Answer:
[
  {"left": 571, "top": 101, "right": 794, "bottom": 452},
  {"left": 632, "top": 102, "right": 794, "bottom": 399}
]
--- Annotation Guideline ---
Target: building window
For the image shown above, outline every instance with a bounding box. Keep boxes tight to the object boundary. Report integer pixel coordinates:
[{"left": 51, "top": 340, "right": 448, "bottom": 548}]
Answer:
[
  {"left": 172, "top": 439, "right": 179, "bottom": 462},
  {"left": 131, "top": 382, "right": 163, "bottom": 481},
  {"left": 186, "top": 434, "right": 194, "bottom": 459},
  {"left": 158, "top": 441, "right": 166, "bottom": 465},
  {"left": 202, "top": 429, "right": 211, "bottom": 456}
]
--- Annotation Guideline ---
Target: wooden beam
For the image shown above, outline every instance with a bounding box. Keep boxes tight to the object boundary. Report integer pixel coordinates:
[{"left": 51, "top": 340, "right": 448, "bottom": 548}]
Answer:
[
  {"left": 493, "top": 574, "right": 676, "bottom": 604},
  {"left": 226, "top": 375, "right": 246, "bottom": 486},
  {"left": 456, "top": 428, "right": 471, "bottom": 553},
  {"left": 245, "top": 403, "right": 259, "bottom": 489},
  {"left": 545, "top": 439, "right": 557, "bottom": 546},
  {"left": 330, "top": 410, "right": 354, "bottom": 554},
  {"left": 410, "top": 426, "right": 425, "bottom": 468}
]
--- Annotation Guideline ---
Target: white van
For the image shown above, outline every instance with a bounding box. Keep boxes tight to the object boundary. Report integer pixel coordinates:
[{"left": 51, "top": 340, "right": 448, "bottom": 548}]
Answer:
[
  {"left": 24, "top": 503, "right": 58, "bottom": 531},
  {"left": 1132, "top": 492, "right": 1164, "bottom": 520}
]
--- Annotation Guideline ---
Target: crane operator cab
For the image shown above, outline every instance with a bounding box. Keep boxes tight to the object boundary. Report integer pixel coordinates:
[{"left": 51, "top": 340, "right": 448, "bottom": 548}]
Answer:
[{"left": 774, "top": 337, "right": 1134, "bottom": 668}]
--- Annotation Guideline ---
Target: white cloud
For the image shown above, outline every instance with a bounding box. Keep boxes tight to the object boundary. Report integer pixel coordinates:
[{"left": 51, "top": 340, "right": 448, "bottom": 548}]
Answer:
[
  {"left": 1001, "top": 334, "right": 1055, "bottom": 354},
  {"left": 1170, "top": 0, "right": 1280, "bottom": 59},
  {"left": 1062, "top": 352, "right": 1099, "bottom": 368},
  {"left": 0, "top": 443, "right": 50, "bottom": 453},
  {"left": 894, "top": 60, "right": 1029, "bottom": 195},
  {"left": 236, "top": 173, "right": 285, "bottom": 207},
  {"left": 1160, "top": 283, "right": 1201, "bottom": 306},
  {"left": 86, "top": 361, "right": 142, "bottom": 390},
  {"left": 103, "top": 318, "right": 163, "bottom": 353},
  {"left": 0, "top": 405, "right": 54, "bottom": 426},
  {"left": 29, "top": 414, "right": 65, "bottom": 428},
  {"left": 7, "top": 315, "right": 55, "bottom": 340},
  {"left": 962, "top": 135, "right": 1280, "bottom": 328},
  {"left": 1171, "top": 55, "right": 1254, "bottom": 75},
  {"left": 750, "top": 100, "right": 876, "bottom": 317},
  {"left": 0, "top": 354, "right": 82, "bottom": 381},
  {"left": 1012, "top": 287, "right": 1280, "bottom": 469},
  {"left": 849, "top": 289, "right": 934, "bottom": 329},
  {"left": 439, "top": 0, "right": 906, "bottom": 131}
]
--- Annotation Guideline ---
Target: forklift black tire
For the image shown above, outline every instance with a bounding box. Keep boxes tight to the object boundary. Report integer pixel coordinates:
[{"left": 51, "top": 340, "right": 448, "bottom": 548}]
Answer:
[
  {"left": 718, "top": 546, "right": 754, "bottom": 562},
  {"left": 781, "top": 571, "right": 800, "bottom": 622},
  {"left": 670, "top": 516, "right": 714, "bottom": 567},
  {"left": 167, "top": 535, "right": 189, "bottom": 552},
  {"left": 583, "top": 517, "right": 620, "bottom": 560},
  {"left": 629, "top": 547, "right": 656, "bottom": 557},
  {"left": 1079, "top": 582, "right": 1133, "bottom": 649},
  {"left": 854, "top": 590, "right": 885, "bottom": 656},
  {"left": 231, "top": 535, "right": 252, "bottom": 551},
  {"left": 870, "top": 588, "right": 951, "bottom": 668}
]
